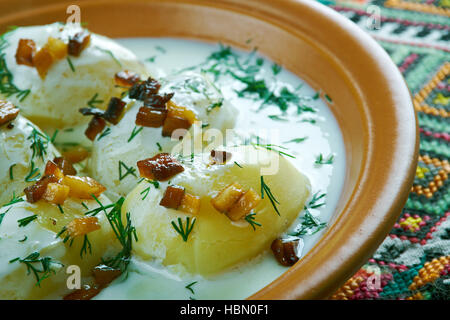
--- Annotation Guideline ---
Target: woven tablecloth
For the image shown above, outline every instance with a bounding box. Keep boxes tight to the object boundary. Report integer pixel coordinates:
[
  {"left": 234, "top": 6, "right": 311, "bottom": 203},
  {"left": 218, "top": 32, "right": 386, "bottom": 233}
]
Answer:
[{"left": 318, "top": 0, "right": 450, "bottom": 300}]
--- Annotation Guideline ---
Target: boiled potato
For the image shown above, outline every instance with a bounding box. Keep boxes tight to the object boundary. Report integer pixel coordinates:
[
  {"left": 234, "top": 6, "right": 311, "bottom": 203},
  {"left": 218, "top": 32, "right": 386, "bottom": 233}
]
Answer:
[
  {"left": 0, "top": 23, "right": 148, "bottom": 128},
  {"left": 0, "top": 115, "right": 59, "bottom": 206},
  {"left": 0, "top": 194, "right": 120, "bottom": 299},
  {"left": 88, "top": 71, "right": 238, "bottom": 200},
  {"left": 123, "top": 146, "right": 310, "bottom": 275}
]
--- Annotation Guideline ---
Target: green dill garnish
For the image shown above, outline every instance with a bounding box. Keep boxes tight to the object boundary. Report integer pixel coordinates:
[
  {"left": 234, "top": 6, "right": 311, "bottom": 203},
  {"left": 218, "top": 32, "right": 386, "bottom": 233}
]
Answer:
[
  {"left": 97, "top": 127, "right": 111, "bottom": 141},
  {"left": 315, "top": 153, "right": 334, "bottom": 165},
  {"left": 57, "top": 204, "right": 64, "bottom": 214},
  {"left": 96, "top": 197, "right": 138, "bottom": 272},
  {"left": 27, "top": 123, "right": 51, "bottom": 161},
  {"left": 206, "top": 98, "right": 224, "bottom": 114},
  {"left": 18, "top": 235, "right": 28, "bottom": 242},
  {"left": 18, "top": 214, "right": 37, "bottom": 227},
  {"left": 244, "top": 213, "right": 262, "bottom": 231},
  {"left": 313, "top": 92, "right": 320, "bottom": 100},
  {"left": 87, "top": 93, "right": 104, "bottom": 108},
  {"left": 94, "top": 46, "right": 122, "bottom": 67},
  {"left": 2, "top": 192, "right": 24, "bottom": 207},
  {"left": 24, "top": 160, "right": 41, "bottom": 182},
  {"left": 268, "top": 115, "right": 289, "bottom": 122},
  {"left": 9, "top": 163, "right": 16, "bottom": 180},
  {"left": 155, "top": 46, "right": 166, "bottom": 54},
  {"left": 324, "top": 94, "right": 332, "bottom": 103},
  {"left": 260, "top": 176, "right": 280, "bottom": 216},
  {"left": 308, "top": 191, "right": 326, "bottom": 209},
  {"left": 272, "top": 63, "right": 282, "bottom": 75},
  {"left": 128, "top": 126, "right": 143, "bottom": 142},
  {"left": 171, "top": 217, "right": 196, "bottom": 242},
  {"left": 81, "top": 202, "right": 89, "bottom": 210},
  {"left": 80, "top": 235, "right": 92, "bottom": 258},
  {"left": 298, "top": 118, "right": 316, "bottom": 124},
  {"left": 146, "top": 56, "right": 156, "bottom": 63},
  {"left": 9, "top": 251, "right": 62, "bottom": 287},
  {"left": 290, "top": 210, "right": 326, "bottom": 237},
  {"left": 156, "top": 142, "right": 162, "bottom": 152},
  {"left": 118, "top": 161, "right": 137, "bottom": 181},
  {"left": 66, "top": 57, "right": 75, "bottom": 72},
  {"left": 252, "top": 143, "right": 295, "bottom": 159},
  {"left": 234, "top": 161, "right": 243, "bottom": 168},
  {"left": 0, "top": 34, "right": 31, "bottom": 101},
  {"left": 140, "top": 179, "right": 160, "bottom": 200},
  {"left": 284, "top": 137, "right": 308, "bottom": 144},
  {"left": 185, "top": 281, "right": 197, "bottom": 295}
]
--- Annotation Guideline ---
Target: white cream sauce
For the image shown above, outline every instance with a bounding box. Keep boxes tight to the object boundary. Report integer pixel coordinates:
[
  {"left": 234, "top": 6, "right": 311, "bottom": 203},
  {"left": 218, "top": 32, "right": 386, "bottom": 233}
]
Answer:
[{"left": 92, "top": 38, "right": 346, "bottom": 300}]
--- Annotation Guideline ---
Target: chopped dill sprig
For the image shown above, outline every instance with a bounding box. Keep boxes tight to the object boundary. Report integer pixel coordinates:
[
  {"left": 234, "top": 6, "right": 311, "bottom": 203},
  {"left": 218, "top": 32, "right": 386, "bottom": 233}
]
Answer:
[
  {"left": 19, "top": 235, "right": 28, "bottom": 242},
  {"left": 81, "top": 202, "right": 89, "bottom": 210},
  {"left": 9, "top": 163, "right": 16, "bottom": 180},
  {"left": 155, "top": 46, "right": 166, "bottom": 54},
  {"left": 315, "top": 153, "right": 334, "bottom": 165},
  {"left": 324, "top": 94, "right": 332, "bottom": 103},
  {"left": 244, "top": 213, "right": 262, "bottom": 231},
  {"left": 27, "top": 123, "right": 51, "bottom": 161},
  {"left": 185, "top": 281, "right": 198, "bottom": 295},
  {"left": 9, "top": 251, "right": 62, "bottom": 287},
  {"left": 206, "top": 98, "right": 224, "bottom": 114},
  {"left": 17, "top": 214, "right": 38, "bottom": 227},
  {"left": 234, "top": 161, "right": 243, "bottom": 168},
  {"left": 252, "top": 143, "right": 295, "bottom": 159},
  {"left": 268, "top": 115, "right": 289, "bottom": 122},
  {"left": 171, "top": 217, "right": 196, "bottom": 242},
  {"left": 57, "top": 204, "right": 64, "bottom": 214},
  {"left": 0, "top": 34, "right": 31, "bottom": 102},
  {"left": 272, "top": 63, "right": 282, "bottom": 75},
  {"left": 66, "top": 57, "right": 75, "bottom": 72},
  {"left": 156, "top": 142, "right": 162, "bottom": 152},
  {"left": 308, "top": 191, "right": 326, "bottom": 209},
  {"left": 97, "top": 127, "right": 111, "bottom": 141},
  {"left": 80, "top": 235, "right": 92, "bottom": 258},
  {"left": 140, "top": 179, "right": 160, "bottom": 200},
  {"left": 128, "top": 126, "right": 143, "bottom": 142},
  {"left": 284, "top": 137, "right": 308, "bottom": 144},
  {"left": 290, "top": 209, "right": 326, "bottom": 237},
  {"left": 94, "top": 46, "right": 122, "bottom": 67},
  {"left": 260, "top": 176, "right": 280, "bottom": 216},
  {"left": 2, "top": 192, "right": 24, "bottom": 207},
  {"left": 87, "top": 93, "right": 104, "bottom": 108},
  {"left": 118, "top": 161, "right": 137, "bottom": 181},
  {"left": 24, "top": 160, "right": 41, "bottom": 182}
]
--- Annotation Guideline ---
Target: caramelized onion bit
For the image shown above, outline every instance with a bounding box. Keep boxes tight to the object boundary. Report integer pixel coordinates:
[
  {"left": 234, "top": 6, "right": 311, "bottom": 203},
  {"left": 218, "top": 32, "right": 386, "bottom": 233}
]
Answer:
[
  {"left": 62, "top": 146, "right": 90, "bottom": 164},
  {"left": 211, "top": 182, "right": 245, "bottom": 214},
  {"left": 161, "top": 116, "right": 191, "bottom": 138},
  {"left": 114, "top": 70, "right": 140, "bottom": 87},
  {"left": 53, "top": 156, "right": 77, "bottom": 175},
  {"left": 63, "top": 284, "right": 101, "bottom": 300},
  {"left": 103, "top": 97, "right": 126, "bottom": 125},
  {"left": 62, "top": 175, "right": 106, "bottom": 199},
  {"left": 15, "top": 39, "right": 36, "bottom": 66},
  {"left": 68, "top": 32, "right": 91, "bottom": 57},
  {"left": 210, "top": 150, "right": 232, "bottom": 165},
  {"left": 137, "top": 153, "right": 184, "bottom": 181},
  {"left": 227, "top": 189, "right": 261, "bottom": 221},
  {"left": 23, "top": 174, "right": 60, "bottom": 203},
  {"left": 92, "top": 265, "right": 122, "bottom": 287},
  {"left": 135, "top": 106, "right": 167, "bottom": 128},
  {"left": 32, "top": 46, "right": 53, "bottom": 79},
  {"left": 144, "top": 93, "right": 174, "bottom": 109},
  {"left": 0, "top": 100, "right": 19, "bottom": 126},
  {"left": 159, "top": 185, "right": 185, "bottom": 209},
  {"left": 85, "top": 116, "right": 106, "bottom": 141},
  {"left": 42, "top": 182, "right": 70, "bottom": 205},
  {"left": 129, "top": 77, "right": 161, "bottom": 101},
  {"left": 271, "top": 238, "right": 300, "bottom": 266},
  {"left": 66, "top": 216, "right": 101, "bottom": 238},
  {"left": 179, "top": 193, "right": 201, "bottom": 215}
]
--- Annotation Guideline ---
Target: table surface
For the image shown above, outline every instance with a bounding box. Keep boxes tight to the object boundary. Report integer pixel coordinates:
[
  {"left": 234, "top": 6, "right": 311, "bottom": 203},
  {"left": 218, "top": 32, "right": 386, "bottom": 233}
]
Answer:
[{"left": 322, "top": 0, "right": 450, "bottom": 300}]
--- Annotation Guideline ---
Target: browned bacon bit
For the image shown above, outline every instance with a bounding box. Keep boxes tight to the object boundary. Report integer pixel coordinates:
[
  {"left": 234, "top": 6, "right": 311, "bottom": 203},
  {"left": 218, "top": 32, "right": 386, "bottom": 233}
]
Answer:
[
  {"left": 68, "top": 31, "right": 91, "bottom": 57},
  {"left": 85, "top": 116, "right": 106, "bottom": 141},
  {"left": 114, "top": 70, "right": 140, "bottom": 87},
  {"left": 92, "top": 265, "right": 122, "bottom": 287},
  {"left": 135, "top": 106, "right": 167, "bottom": 128},
  {"left": 53, "top": 156, "right": 77, "bottom": 175},
  {"left": 79, "top": 107, "right": 105, "bottom": 117},
  {"left": 161, "top": 116, "right": 191, "bottom": 138},
  {"left": 0, "top": 100, "right": 19, "bottom": 126},
  {"left": 129, "top": 77, "right": 161, "bottom": 101},
  {"left": 23, "top": 174, "right": 60, "bottom": 203},
  {"left": 137, "top": 153, "right": 184, "bottom": 181},
  {"left": 103, "top": 97, "right": 126, "bottom": 125},
  {"left": 144, "top": 93, "right": 174, "bottom": 109},
  {"left": 159, "top": 185, "right": 186, "bottom": 209},
  {"left": 44, "top": 160, "right": 64, "bottom": 180},
  {"left": 63, "top": 284, "right": 101, "bottom": 300},
  {"left": 62, "top": 146, "right": 90, "bottom": 164},
  {"left": 15, "top": 39, "right": 36, "bottom": 67},
  {"left": 271, "top": 238, "right": 300, "bottom": 266},
  {"left": 210, "top": 150, "right": 232, "bottom": 165}
]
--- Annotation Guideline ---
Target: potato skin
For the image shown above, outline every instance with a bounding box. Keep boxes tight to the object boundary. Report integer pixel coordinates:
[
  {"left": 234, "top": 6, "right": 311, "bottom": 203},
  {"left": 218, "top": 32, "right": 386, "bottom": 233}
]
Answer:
[{"left": 123, "top": 146, "right": 310, "bottom": 275}]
